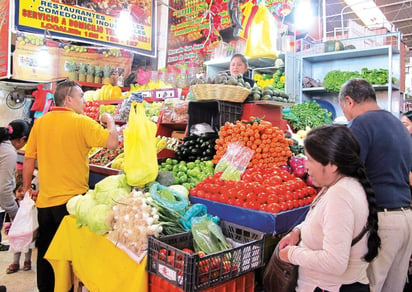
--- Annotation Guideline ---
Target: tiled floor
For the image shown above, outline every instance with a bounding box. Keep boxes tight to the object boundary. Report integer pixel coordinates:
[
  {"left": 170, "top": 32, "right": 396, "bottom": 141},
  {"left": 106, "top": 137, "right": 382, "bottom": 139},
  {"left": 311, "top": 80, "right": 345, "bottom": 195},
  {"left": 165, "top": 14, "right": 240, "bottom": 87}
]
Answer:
[{"left": 0, "top": 230, "right": 38, "bottom": 292}]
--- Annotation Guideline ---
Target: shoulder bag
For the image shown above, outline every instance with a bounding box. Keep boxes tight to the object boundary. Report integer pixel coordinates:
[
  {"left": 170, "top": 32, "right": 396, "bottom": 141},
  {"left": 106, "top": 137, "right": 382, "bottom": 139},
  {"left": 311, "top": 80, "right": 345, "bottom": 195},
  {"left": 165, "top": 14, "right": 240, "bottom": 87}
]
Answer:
[{"left": 262, "top": 225, "right": 369, "bottom": 292}]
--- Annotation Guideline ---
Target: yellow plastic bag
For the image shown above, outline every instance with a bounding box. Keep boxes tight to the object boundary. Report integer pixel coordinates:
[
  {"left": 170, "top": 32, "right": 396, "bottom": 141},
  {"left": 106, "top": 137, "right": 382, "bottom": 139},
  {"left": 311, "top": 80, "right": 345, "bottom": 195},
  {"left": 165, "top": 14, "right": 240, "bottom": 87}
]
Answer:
[
  {"left": 244, "top": 2, "right": 279, "bottom": 59},
  {"left": 124, "top": 102, "right": 158, "bottom": 187}
]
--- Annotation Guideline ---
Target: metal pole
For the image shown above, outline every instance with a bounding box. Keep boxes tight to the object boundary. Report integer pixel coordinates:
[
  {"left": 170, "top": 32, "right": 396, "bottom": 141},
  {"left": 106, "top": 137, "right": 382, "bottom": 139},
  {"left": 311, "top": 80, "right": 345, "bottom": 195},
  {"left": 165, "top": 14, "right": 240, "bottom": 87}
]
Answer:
[{"left": 322, "top": 0, "right": 327, "bottom": 41}]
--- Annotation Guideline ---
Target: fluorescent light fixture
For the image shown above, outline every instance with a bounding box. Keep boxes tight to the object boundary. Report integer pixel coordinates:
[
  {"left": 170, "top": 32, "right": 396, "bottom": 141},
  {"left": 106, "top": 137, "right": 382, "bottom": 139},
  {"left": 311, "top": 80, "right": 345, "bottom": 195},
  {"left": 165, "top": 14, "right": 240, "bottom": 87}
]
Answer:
[
  {"left": 116, "top": 9, "right": 133, "bottom": 41},
  {"left": 295, "top": 0, "right": 314, "bottom": 30},
  {"left": 344, "top": 0, "right": 391, "bottom": 30},
  {"left": 38, "top": 46, "right": 50, "bottom": 67}
]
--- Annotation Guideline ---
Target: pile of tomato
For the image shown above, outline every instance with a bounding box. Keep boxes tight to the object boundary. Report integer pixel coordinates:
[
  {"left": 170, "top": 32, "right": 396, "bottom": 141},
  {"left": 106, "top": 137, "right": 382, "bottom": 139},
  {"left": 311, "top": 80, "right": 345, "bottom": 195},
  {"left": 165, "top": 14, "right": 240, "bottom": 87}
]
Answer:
[
  {"left": 190, "top": 166, "right": 318, "bottom": 213},
  {"left": 213, "top": 117, "right": 293, "bottom": 169}
]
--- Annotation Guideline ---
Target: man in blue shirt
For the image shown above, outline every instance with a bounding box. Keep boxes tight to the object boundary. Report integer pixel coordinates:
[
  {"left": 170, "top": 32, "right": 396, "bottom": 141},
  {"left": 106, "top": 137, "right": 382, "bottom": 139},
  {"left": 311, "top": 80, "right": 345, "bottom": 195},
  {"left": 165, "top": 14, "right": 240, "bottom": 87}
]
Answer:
[{"left": 339, "top": 78, "right": 412, "bottom": 291}]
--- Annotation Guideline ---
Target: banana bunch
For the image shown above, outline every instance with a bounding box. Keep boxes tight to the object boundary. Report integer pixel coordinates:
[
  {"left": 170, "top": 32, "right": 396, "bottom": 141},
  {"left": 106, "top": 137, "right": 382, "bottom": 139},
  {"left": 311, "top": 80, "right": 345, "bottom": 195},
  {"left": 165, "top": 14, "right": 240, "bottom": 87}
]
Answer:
[
  {"left": 156, "top": 137, "right": 168, "bottom": 153},
  {"left": 110, "top": 153, "right": 125, "bottom": 170},
  {"left": 155, "top": 136, "right": 182, "bottom": 152},
  {"left": 129, "top": 80, "right": 174, "bottom": 92}
]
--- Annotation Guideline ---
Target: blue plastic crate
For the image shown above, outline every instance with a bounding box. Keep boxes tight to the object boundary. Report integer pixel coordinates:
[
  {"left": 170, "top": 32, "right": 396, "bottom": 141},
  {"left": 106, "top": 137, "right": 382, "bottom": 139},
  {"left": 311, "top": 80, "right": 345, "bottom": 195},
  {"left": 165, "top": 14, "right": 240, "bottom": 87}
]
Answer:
[{"left": 189, "top": 196, "right": 309, "bottom": 234}]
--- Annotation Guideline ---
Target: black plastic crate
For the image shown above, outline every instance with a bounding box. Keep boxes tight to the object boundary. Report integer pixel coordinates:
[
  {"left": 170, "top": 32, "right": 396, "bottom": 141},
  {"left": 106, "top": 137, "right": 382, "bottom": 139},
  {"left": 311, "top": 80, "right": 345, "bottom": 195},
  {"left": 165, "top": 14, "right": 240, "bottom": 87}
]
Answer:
[
  {"left": 147, "top": 220, "right": 264, "bottom": 292},
  {"left": 187, "top": 101, "right": 243, "bottom": 135}
]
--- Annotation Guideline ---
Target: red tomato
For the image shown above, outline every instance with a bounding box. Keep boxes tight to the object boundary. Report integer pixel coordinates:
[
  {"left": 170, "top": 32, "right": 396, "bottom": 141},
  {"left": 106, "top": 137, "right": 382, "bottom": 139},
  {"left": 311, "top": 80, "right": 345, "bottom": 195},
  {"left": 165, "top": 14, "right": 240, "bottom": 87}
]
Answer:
[
  {"left": 268, "top": 203, "right": 281, "bottom": 213},
  {"left": 268, "top": 194, "right": 279, "bottom": 204}
]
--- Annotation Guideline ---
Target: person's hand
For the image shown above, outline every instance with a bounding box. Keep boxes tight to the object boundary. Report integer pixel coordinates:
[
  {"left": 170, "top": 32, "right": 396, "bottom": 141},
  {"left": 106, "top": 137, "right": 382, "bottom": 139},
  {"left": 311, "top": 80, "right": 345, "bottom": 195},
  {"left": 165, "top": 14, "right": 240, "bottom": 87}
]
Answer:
[
  {"left": 278, "top": 228, "right": 300, "bottom": 249},
  {"left": 4, "top": 222, "right": 11, "bottom": 235},
  {"left": 100, "top": 113, "right": 115, "bottom": 128},
  {"left": 31, "top": 191, "right": 38, "bottom": 202},
  {"left": 279, "top": 245, "right": 291, "bottom": 263}
]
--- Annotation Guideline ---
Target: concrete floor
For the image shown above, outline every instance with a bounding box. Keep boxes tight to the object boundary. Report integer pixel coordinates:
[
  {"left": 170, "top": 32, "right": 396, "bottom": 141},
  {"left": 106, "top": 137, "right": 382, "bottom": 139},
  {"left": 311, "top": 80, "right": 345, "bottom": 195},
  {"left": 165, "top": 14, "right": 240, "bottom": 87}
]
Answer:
[{"left": 0, "top": 229, "right": 38, "bottom": 292}]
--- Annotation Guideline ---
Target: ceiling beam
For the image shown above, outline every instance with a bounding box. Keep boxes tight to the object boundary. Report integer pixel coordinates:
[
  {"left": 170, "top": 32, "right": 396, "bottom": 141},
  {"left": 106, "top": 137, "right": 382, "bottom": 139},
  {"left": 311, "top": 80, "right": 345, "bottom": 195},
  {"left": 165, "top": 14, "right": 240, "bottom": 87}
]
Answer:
[{"left": 391, "top": 17, "right": 412, "bottom": 24}]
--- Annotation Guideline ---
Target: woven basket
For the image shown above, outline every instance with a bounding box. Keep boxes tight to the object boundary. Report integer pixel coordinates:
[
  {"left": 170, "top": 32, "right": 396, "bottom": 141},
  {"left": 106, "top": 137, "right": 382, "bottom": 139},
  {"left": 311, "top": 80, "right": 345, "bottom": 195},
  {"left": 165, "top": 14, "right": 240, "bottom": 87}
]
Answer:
[{"left": 191, "top": 84, "right": 250, "bottom": 103}]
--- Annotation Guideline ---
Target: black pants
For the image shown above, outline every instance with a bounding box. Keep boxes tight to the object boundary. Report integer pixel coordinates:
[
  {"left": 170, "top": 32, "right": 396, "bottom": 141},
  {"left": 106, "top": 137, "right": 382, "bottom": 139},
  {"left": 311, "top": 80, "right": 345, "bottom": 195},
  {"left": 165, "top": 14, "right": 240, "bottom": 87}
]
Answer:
[
  {"left": 37, "top": 204, "right": 69, "bottom": 292},
  {"left": 314, "top": 282, "right": 370, "bottom": 292}
]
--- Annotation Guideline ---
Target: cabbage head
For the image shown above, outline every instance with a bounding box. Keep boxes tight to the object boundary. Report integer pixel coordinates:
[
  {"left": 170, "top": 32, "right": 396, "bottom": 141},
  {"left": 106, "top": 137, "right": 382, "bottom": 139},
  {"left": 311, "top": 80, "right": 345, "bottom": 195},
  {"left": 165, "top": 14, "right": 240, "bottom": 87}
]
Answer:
[
  {"left": 66, "top": 195, "right": 83, "bottom": 215},
  {"left": 94, "top": 174, "right": 131, "bottom": 205},
  {"left": 87, "top": 204, "right": 114, "bottom": 235},
  {"left": 76, "top": 192, "right": 97, "bottom": 227}
]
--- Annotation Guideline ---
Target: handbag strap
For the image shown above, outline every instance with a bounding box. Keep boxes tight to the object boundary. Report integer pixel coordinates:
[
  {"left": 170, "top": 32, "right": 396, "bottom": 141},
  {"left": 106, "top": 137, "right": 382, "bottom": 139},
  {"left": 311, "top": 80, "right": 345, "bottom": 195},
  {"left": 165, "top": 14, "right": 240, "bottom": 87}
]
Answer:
[{"left": 351, "top": 225, "right": 369, "bottom": 247}]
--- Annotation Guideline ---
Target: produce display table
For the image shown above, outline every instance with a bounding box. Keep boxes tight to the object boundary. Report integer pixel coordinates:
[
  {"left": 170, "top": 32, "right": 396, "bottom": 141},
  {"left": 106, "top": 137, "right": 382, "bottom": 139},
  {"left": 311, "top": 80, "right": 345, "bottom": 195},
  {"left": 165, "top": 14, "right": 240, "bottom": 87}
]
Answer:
[{"left": 45, "top": 215, "right": 148, "bottom": 292}]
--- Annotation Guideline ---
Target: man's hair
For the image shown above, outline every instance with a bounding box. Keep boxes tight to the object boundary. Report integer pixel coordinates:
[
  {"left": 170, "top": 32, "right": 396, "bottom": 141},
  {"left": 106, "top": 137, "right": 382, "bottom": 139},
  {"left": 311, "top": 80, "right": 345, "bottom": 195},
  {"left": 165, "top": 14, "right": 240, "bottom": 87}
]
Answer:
[
  {"left": 339, "top": 78, "right": 376, "bottom": 103},
  {"left": 54, "top": 80, "right": 81, "bottom": 106}
]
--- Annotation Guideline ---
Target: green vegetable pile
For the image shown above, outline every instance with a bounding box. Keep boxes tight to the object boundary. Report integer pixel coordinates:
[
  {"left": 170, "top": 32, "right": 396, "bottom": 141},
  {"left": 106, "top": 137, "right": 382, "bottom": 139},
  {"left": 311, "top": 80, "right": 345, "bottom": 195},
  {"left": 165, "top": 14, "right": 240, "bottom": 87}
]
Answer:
[
  {"left": 283, "top": 101, "right": 333, "bottom": 131},
  {"left": 323, "top": 68, "right": 390, "bottom": 92},
  {"left": 323, "top": 70, "right": 361, "bottom": 92},
  {"left": 158, "top": 158, "right": 214, "bottom": 190}
]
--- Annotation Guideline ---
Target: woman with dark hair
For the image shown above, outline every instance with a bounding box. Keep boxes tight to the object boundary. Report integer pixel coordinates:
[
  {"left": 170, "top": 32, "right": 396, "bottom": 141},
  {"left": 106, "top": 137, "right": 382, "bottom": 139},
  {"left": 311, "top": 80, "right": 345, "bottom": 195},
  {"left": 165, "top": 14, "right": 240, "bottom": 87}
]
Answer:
[
  {"left": 278, "top": 124, "right": 380, "bottom": 291},
  {"left": 0, "top": 119, "right": 31, "bottom": 251},
  {"left": 229, "top": 53, "right": 255, "bottom": 86}
]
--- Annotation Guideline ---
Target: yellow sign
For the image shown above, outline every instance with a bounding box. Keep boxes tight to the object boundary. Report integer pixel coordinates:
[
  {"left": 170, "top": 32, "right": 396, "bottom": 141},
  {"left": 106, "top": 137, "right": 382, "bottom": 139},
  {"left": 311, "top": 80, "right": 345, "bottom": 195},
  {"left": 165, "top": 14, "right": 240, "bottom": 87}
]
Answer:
[{"left": 15, "top": 0, "right": 155, "bottom": 56}]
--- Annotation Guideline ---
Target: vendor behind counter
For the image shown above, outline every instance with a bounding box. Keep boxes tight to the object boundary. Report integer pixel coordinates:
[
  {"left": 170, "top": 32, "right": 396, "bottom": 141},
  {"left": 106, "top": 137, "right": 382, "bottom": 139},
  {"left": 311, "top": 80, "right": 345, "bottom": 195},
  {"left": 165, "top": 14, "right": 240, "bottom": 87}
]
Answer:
[{"left": 229, "top": 54, "right": 255, "bottom": 87}]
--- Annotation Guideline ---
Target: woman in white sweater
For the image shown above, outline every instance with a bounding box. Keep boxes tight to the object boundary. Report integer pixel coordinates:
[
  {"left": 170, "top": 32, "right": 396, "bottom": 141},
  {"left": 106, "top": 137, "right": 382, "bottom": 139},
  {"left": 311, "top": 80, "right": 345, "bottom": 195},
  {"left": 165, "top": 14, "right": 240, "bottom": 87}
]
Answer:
[{"left": 279, "top": 125, "right": 380, "bottom": 292}]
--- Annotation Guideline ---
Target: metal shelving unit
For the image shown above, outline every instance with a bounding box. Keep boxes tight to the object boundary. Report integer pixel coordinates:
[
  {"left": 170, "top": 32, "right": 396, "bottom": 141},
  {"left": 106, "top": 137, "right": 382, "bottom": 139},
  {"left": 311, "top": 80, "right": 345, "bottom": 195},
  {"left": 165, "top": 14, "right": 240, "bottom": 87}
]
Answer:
[{"left": 297, "top": 33, "right": 402, "bottom": 117}]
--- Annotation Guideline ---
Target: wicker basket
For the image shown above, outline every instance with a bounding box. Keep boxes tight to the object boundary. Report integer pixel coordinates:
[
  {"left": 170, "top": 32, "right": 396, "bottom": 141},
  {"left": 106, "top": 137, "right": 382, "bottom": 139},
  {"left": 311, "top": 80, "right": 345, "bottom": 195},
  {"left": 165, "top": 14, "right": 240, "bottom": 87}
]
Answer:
[{"left": 191, "top": 84, "right": 250, "bottom": 103}]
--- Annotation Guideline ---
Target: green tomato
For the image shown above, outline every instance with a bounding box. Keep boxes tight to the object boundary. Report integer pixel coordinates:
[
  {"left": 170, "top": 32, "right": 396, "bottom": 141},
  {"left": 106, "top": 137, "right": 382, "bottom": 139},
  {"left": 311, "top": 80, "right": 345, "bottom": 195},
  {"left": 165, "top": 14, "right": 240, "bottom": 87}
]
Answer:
[
  {"left": 178, "top": 173, "right": 188, "bottom": 183},
  {"left": 178, "top": 165, "right": 187, "bottom": 172},
  {"left": 204, "top": 161, "right": 214, "bottom": 168},
  {"left": 187, "top": 162, "right": 195, "bottom": 169}
]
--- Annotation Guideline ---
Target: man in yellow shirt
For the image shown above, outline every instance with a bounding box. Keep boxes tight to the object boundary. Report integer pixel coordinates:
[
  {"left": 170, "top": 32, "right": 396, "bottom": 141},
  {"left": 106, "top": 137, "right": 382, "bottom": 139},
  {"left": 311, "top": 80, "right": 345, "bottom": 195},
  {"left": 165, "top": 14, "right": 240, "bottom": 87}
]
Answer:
[{"left": 23, "top": 80, "right": 118, "bottom": 292}]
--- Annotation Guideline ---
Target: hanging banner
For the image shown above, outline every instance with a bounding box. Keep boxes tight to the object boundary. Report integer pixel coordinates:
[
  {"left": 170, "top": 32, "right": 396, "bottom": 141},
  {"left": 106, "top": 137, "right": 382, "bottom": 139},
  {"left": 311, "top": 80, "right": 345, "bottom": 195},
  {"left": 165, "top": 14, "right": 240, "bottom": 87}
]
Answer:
[
  {"left": 166, "top": 0, "right": 232, "bottom": 65},
  {"left": 0, "top": 0, "right": 11, "bottom": 78},
  {"left": 14, "top": 0, "right": 156, "bottom": 57}
]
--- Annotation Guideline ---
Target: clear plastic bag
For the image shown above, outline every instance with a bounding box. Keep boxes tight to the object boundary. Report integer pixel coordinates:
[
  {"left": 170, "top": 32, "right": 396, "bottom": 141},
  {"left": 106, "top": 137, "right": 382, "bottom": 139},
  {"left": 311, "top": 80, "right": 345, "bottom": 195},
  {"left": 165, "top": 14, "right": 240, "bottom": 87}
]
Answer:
[
  {"left": 8, "top": 192, "right": 38, "bottom": 253},
  {"left": 215, "top": 142, "right": 254, "bottom": 180}
]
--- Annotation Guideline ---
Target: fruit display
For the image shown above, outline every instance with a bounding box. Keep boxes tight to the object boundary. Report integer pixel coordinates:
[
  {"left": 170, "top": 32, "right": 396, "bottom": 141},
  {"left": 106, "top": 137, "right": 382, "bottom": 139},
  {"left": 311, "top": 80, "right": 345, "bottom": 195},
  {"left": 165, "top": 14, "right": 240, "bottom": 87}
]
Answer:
[
  {"left": 213, "top": 117, "right": 293, "bottom": 169},
  {"left": 156, "top": 136, "right": 180, "bottom": 152},
  {"left": 110, "top": 153, "right": 125, "bottom": 170},
  {"left": 99, "top": 84, "right": 123, "bottom": 100},
  {"left": 16, "top": 33, "right": 44, "bottom": 46},
  {"left": 248, "top": 84, "right": 289, "bottom": 102},
  {"left": 89, "top": 142, "right": 124, "bottom": 166},
  {"left": 192, "top": 72, "right": 252, "bottom": 89},
  {"left": 253, "top": 69, "right": 285, "bottom": 90},
  {"left": 84, "top": 101, "right": 100, "bottom": 120},
  {"left": 175, "top": 133, "right": 218, "bottom": 162},
  {"left": 158, "top": 159, "right": 215, "bottom": 190},
  {"left": 190, "top": 166, "right": 317, "bottom": 213},
  {"left": 99, "top": 104, "right": 117, "bottom": 116}
]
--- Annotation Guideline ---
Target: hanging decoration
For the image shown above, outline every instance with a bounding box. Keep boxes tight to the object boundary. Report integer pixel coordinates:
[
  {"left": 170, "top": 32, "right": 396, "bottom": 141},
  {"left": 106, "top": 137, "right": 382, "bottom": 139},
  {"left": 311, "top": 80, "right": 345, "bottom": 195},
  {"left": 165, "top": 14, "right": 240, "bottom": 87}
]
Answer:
[{"left": 271, "top": 0, "right": 295, "bottom": 17}]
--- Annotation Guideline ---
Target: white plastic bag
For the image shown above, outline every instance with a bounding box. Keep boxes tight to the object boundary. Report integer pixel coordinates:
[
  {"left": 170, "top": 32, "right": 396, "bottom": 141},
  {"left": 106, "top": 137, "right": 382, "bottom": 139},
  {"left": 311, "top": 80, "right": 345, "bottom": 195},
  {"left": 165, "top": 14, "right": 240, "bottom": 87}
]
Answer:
[{"left": 8, "top": 192, "right": 38, "bottom": 253}]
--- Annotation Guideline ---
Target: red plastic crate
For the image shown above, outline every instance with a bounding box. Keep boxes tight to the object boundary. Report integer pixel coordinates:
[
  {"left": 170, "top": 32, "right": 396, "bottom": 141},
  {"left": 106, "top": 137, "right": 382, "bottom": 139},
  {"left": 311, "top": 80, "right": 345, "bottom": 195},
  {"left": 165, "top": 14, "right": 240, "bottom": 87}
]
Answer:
[{"left": 149, "top": 271, "right": 255, "bottom": 292}]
